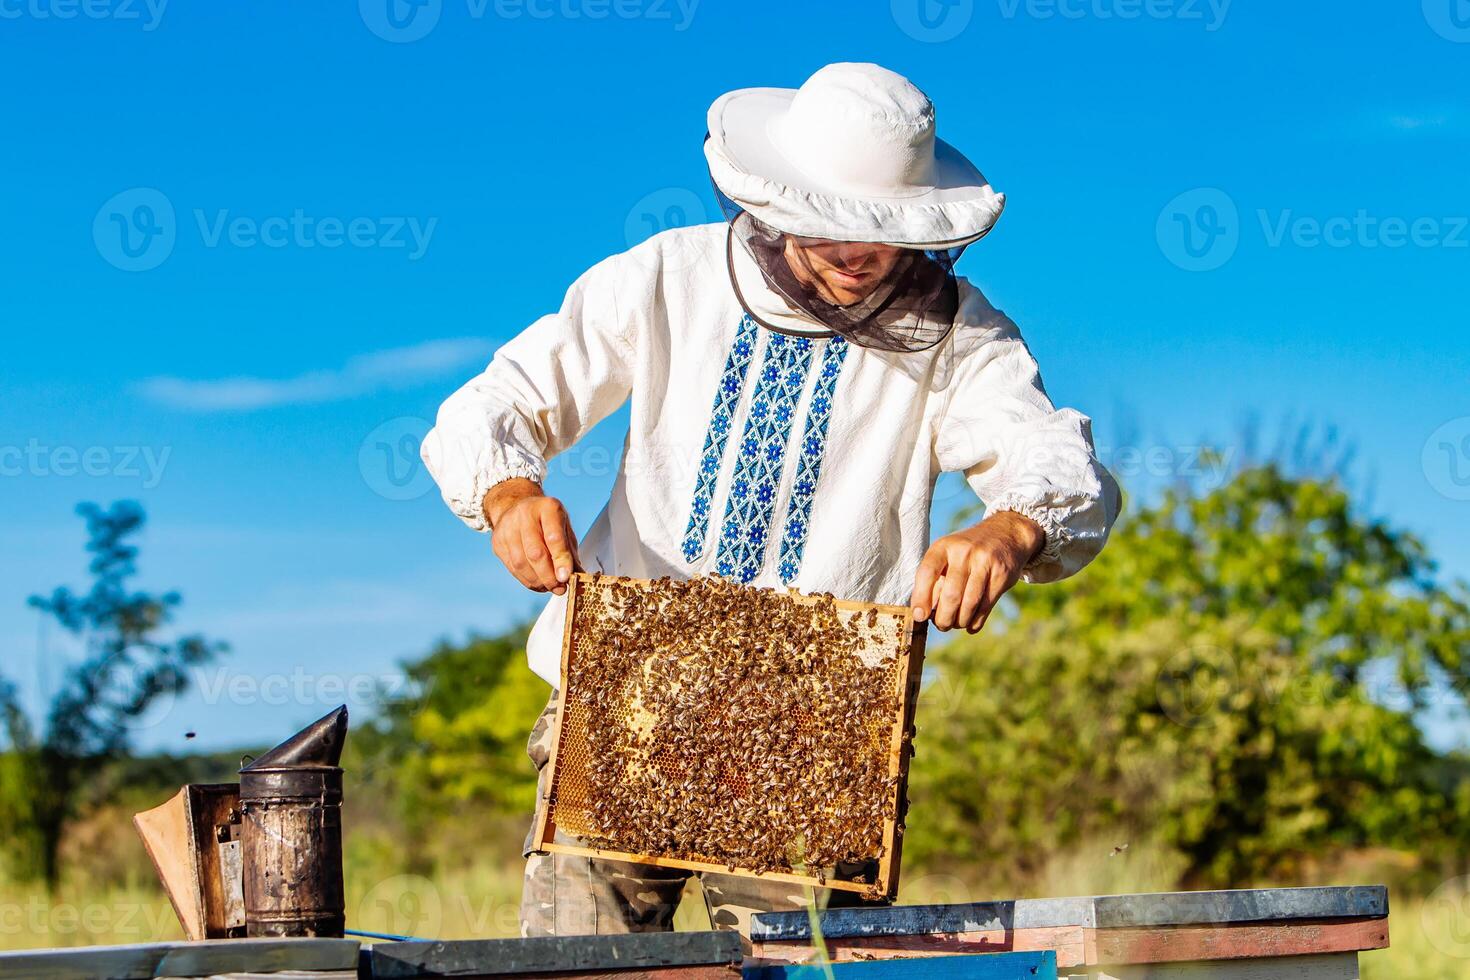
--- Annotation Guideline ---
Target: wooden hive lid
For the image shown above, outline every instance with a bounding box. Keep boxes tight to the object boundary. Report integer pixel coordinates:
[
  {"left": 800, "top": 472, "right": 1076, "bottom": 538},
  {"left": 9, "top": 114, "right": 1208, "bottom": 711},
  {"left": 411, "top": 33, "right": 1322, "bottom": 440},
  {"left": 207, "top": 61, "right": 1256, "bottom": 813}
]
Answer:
[
  {"left": 749, "top": 885, "right": 1390, "bottom": 941},
  {"left": 367, "top": 931, "right": 743, "bottom": 977},
  {"left": 0, "top": 938, "right": 359, "bottom": 979}
]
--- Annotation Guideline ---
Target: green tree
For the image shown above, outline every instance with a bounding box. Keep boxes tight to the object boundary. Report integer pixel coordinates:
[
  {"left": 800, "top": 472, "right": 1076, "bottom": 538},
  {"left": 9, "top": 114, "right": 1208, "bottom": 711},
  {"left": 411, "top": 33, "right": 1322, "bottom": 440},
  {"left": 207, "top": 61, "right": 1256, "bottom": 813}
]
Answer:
[
  {"left": 907, "top": 462, "right": 1470, "bottom": 886},
  {"left": 358, "top": 625, "right": 548, "bottom": 862},
  {"left": 0, "top": 502, "right": 226, "bottom": 887}
]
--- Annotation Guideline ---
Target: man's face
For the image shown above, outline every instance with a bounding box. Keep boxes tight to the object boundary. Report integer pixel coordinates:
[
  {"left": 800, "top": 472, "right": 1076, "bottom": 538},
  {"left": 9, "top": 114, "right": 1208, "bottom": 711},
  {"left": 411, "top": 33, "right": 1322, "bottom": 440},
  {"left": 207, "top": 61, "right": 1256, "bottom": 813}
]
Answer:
[{"left": 782, "top": 236, "right": 904, "bottom": 307}]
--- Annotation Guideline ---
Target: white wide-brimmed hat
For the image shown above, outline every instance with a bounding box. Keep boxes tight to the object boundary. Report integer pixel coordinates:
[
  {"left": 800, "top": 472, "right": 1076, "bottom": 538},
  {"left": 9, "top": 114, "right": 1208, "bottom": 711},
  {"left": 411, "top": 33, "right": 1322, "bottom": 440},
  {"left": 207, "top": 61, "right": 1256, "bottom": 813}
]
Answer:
[{"left": 705, "top": 63, "right": 1004, "bottom": 250}]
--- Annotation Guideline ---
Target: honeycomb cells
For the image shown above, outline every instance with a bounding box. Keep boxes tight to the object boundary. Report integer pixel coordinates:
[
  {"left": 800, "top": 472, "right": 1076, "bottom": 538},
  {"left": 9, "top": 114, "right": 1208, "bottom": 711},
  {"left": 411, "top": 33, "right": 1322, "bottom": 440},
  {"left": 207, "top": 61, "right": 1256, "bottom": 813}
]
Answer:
[{"left": 546, "top": 574, "right": 916, "bottom": 890}]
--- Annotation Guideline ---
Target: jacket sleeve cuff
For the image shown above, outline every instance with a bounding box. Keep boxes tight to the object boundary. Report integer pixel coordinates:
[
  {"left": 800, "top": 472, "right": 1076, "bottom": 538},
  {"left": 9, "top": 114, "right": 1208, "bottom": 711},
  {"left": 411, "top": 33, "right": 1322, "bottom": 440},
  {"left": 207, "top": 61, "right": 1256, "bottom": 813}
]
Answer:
[
  {"left": 985, "top": 495, "right": 1072, "bottom": 579},
  {"left": 456, "top": 457, "right": 547, "bottom": 533}
]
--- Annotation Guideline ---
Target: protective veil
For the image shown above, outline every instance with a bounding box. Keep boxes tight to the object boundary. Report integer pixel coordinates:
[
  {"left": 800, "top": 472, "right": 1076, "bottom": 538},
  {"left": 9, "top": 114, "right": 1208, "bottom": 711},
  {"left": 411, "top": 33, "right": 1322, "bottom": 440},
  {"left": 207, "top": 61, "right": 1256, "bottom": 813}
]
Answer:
[{"left": 714, "top": 179, "right": 969, "bottom": 353}]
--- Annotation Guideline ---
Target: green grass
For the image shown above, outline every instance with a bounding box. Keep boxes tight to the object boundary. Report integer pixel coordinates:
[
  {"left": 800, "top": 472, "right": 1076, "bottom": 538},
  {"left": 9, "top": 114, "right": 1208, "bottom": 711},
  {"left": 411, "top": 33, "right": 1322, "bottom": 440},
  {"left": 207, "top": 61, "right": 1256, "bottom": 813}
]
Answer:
[{"left": 1377, "top": 879, "right": 1470, "bottom": 980}]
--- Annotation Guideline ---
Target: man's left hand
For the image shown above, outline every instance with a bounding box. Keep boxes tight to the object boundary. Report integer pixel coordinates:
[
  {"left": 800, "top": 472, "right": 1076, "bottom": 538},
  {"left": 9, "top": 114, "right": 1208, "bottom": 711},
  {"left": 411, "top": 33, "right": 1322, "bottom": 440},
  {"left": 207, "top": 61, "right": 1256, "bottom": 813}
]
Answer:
[{"left": 911, "top": 512, "right": 1046, "bottom": 633}]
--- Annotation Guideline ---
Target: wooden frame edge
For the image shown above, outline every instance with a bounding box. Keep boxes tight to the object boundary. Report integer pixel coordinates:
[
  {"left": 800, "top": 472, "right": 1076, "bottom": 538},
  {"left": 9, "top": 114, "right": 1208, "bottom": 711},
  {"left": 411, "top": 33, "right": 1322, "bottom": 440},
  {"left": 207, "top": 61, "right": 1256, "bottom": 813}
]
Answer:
[
  {"left": 564, "top": 571, "right": 914, "bottom": 618},
  {"left": 876, "top": 615, "right": 927, "bottom": 900},
  {"left": 533, "top": 572, "right": 917, "bottom": 900},
  {"left": 531, "top": 575, "right": 582, "bottom": 852},
  {"left": 540, "top": 841, "right": 875, "bottom": 896}
]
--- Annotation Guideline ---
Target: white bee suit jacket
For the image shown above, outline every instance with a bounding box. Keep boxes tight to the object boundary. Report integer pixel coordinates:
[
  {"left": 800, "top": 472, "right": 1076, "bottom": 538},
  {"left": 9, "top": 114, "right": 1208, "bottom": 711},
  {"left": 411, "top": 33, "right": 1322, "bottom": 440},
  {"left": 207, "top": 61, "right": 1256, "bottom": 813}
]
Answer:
[{"left": 422, "top": 223, "right": 1121, "bottom": 686}]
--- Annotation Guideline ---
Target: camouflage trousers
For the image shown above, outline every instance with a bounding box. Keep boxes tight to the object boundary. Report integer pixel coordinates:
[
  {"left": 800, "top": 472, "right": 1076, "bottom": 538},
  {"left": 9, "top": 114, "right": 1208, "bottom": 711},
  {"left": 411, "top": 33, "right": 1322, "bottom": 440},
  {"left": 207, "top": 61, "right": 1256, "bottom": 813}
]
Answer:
[{"left": 519, "top": 694, "right": 879, "bottom": 937}]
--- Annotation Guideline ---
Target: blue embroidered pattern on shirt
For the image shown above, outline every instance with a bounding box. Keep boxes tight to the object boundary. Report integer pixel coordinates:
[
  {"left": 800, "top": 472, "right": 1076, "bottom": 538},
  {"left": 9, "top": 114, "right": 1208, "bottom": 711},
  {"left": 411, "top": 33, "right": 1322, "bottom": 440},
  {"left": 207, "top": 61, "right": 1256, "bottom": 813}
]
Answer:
[
  {"left": 712, "top": 332, "right": 816, "bottom": 584},
  {"left": 776, "top": 335, "right": 849, "bottom": 583},
  {"left": 680, "top": 315, "right": 759, "bottom": 563}
]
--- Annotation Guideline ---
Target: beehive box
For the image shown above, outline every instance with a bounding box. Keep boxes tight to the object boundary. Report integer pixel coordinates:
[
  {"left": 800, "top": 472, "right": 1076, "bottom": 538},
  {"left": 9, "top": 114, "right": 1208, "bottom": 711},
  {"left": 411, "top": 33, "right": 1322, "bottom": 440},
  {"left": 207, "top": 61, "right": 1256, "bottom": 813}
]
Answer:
[
  {"left": 531, "top": 573, "right": 927, "bottom": 899},
  {"left": 749, "top": 886, "right": 1389, "bottom": 976}
]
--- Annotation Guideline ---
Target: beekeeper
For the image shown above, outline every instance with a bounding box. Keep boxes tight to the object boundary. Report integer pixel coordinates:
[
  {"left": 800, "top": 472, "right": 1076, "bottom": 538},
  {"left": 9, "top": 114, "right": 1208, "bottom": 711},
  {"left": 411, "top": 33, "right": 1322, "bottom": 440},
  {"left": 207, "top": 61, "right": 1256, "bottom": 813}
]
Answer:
[{"left": 423, "top": 62, "right": 1121, "bottom": 936}]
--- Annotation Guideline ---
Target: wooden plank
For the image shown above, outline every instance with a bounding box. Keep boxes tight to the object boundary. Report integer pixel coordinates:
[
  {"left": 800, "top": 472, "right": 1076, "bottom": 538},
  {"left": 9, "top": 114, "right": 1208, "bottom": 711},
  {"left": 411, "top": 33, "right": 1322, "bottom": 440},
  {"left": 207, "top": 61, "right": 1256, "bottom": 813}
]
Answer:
[
  {"left": 539, "top": 841, "right": 877, "bottom": 895},
  {"left": 1087, "top": 887, "right": 1388, "bottom": 930},
  {"left": 1090, "top": 918, "right": 1388, "bottom": 966},
  {"left": 755, "top": 917, "right": 1385, "bottom": 968},
  {"left": 566, "top": 572, "right": 915, "bottom": 618},
  {"left": 751, "top": 889, "right": 1389, "bottom": 968},
  {"left": 374, "top": 969, "right": 736, "bottom": 980},
  {"left": 749, "top": 888, "right": 1387, "bottom": 943},
  {"left": 368, "top": 932, "right": 743, "bottom": 978},
  {"left": 0, "top": 938, "right": 360, "bottom": 979},
  {"left": 876, "top": 619, "right": 926, "bottom": 899},
  {"left": 751, "top": 900, "right": 1094, "bottom": 942},
  {"left": 1072, "top": 951, "right": 1361, "bottom": 980},
  {"left": 743, "top": 951, "right": 1058, "bottom": 978},
  {"left": 755, "top": 926, "right": 1088, "bottom": 968},
  {"left": 533, "top": 574, "right": 582, "bottom": 850}
]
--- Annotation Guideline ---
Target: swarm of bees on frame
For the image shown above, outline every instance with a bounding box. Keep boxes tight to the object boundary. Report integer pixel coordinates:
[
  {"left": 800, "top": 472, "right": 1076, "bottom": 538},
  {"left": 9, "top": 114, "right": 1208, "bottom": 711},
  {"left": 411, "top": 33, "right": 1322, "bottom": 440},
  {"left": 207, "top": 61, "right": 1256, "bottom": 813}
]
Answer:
[{"left": 550, "top": 574, "right": 914, "bottom": 895}]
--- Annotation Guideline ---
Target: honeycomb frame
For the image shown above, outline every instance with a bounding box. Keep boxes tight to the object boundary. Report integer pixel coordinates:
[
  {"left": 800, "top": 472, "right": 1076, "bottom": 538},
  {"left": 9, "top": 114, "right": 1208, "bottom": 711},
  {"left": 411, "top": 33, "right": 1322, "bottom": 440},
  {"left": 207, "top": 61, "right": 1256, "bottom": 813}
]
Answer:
[{"left": 530, "top": 573, "right": 927, "bottom": 900}]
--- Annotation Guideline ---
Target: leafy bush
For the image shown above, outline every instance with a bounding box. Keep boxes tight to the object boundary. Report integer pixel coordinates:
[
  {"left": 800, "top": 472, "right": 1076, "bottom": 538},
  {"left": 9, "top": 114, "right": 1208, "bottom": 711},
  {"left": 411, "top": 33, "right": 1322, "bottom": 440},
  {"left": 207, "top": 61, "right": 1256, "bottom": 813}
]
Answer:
[{"left": 906, "top": 464, "right": 1470, "bottom": 886}]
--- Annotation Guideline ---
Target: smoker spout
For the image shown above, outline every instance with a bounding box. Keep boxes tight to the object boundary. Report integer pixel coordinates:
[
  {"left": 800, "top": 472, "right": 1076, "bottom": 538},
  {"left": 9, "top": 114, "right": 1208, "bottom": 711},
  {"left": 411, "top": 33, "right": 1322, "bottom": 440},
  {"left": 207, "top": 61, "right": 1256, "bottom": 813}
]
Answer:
[{"left": 241, "top": 705, "right": 349, "bottom": 771}]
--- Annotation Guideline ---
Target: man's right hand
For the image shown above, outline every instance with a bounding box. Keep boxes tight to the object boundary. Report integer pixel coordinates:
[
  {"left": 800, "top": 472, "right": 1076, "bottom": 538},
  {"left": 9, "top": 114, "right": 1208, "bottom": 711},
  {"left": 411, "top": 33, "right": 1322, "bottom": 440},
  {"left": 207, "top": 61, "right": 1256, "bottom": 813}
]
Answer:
[{"left": 483, "top": 478, "right": 581, "bottom": 596}]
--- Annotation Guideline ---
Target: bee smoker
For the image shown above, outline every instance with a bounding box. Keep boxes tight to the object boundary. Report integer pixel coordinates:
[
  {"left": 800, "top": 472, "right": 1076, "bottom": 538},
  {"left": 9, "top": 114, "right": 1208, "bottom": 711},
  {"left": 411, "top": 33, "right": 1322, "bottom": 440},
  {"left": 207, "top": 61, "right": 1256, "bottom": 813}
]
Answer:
[{"left": 238, "top": 705, "right": 349, "bottom": 937}]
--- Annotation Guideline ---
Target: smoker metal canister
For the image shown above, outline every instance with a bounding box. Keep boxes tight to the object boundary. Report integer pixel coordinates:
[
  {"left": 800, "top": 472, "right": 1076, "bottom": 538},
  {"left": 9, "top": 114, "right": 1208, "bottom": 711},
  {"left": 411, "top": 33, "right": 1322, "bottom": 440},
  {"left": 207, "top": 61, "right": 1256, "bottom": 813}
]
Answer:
[{"left": 238, "top": 705, "right": 349, "bottom": 938}]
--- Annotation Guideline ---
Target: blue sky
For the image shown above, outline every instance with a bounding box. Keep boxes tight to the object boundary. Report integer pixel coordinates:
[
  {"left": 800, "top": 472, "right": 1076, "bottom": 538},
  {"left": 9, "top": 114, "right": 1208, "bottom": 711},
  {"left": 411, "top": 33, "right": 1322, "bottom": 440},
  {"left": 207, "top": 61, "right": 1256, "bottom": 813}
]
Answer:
[{"left": 1, "top": 1, "right": 1467, "bottom": 753}]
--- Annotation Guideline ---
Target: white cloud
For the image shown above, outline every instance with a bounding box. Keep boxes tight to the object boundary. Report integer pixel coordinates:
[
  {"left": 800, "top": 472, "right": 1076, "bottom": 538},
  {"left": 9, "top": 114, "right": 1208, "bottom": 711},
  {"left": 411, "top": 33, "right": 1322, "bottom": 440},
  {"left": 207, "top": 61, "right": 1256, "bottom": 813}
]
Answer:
[
  {"left": 1314, "top": 107, "right": 1464, "bottom": 142},
  {"left": 1385, "top": 113, "right": 1452, "bottom": 132},
  {"left": 136, "top": 338, "right": 493, "bottom": 411}
]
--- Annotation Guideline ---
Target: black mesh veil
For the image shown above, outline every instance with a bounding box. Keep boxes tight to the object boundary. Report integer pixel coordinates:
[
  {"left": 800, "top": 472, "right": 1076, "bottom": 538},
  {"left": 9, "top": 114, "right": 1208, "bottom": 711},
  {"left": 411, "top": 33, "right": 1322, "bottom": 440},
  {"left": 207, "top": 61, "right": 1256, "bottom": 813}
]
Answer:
[{"left": 712, "top": 180, "right": 968, "bottom": 354}]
